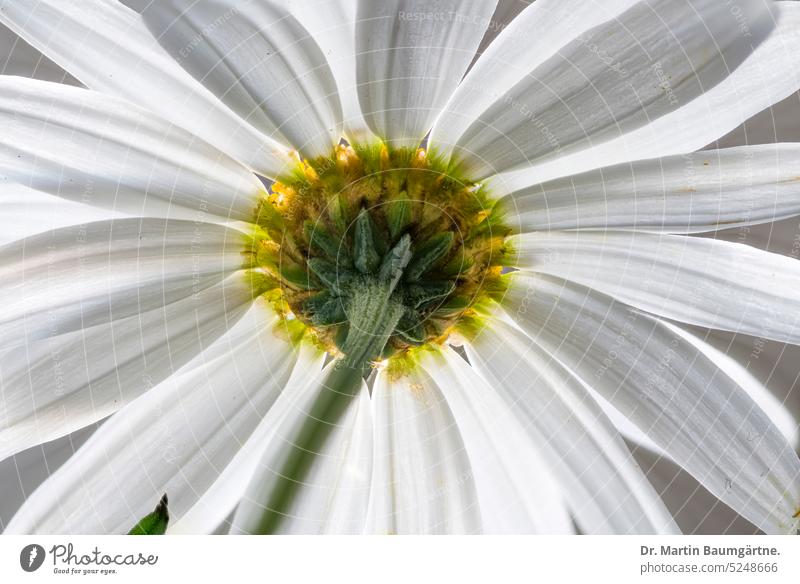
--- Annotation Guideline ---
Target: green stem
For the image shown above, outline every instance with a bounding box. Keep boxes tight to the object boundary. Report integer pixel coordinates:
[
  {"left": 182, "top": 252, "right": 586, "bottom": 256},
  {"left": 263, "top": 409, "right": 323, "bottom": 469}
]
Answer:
[
  {"left": 340, "top": 280, "right": 406, "bottom": 371},
  {"left": 253, "top": 280, "right": 404, "bottom": 534}
]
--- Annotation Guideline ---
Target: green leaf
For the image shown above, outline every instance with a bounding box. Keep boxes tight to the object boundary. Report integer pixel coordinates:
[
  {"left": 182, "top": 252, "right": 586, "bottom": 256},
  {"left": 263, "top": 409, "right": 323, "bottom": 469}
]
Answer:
[{"left": 128, "top": 494, "right": 169, "bottom": 535}]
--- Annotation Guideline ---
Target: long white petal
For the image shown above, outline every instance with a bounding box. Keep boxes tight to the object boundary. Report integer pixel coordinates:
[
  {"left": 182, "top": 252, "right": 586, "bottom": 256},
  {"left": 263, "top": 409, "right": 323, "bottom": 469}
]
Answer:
[
  {"left": 668, "top": 324, "right": 799, "bottom": 450},
  {"left": 0, "top": 218, "right": 247, "bottom": 349},
  {"left": 0, "top": 425, "right": 95, "bottom": 531},
  {"left": 121, "top": 0, "right": 369, "bottom": 142},
  {"left": 512, "top": 231, "right": 800, "bottom": 344},
  {"left": 0, "top": 77, "right": 264, "bottom": 222},
  {"left": 500, "top": 144, "right": 800, "bottom": 234},
  {"left": 632, "top": 445, "right": 760, "bottom": 534},
  {"left": 681, "top": 325, "right": 800, "bottom": 449},
  {"left": 463, "top": 323, "right": 678, "bottom": 534},
  {"left": 4, "top": 300, "right": 296, "bottom": 534},
  {"left": 423, "top": 348, "right": 576, "bottom": 534},
  {"left": 0, "top": 273, "right": 253, "bottom": 461},
  {"left": 231, "top": 363, "right": 373, "bottom": 535},
  {"left": 171, "top": 344, "right": 326, "bottom": 534},
  {"left": 707, "top": 212, "right": 800, "bottom": 439},
  {"left": 0, "top": 21, "right": 78, "bottom": 84},
  {"left": 488, "top": 1, "right": 800, "bottom": 193},
  {"left": 0, "top": 0, "right": 293, "bottom": 176},
  {"left": 436, "top": 0, "right": 775, "bottom": 179},
  {"left": 0, "top": 184, "right": 124, "bottom": 247},
  {"left": 431, "top": 0, "right": 639, "bottom": 158},
  {"left": 1, "top": 1, "right": 106, "bottom": 246},
  {"left": 365, "top": 367, "right": 482, "bottom": 534},
  {"left": 592, "top": 391, "right": 668, "bottom": 459},
  {"left": 277, "top": 385, "right": 373, "bottom": 535},
  {"left": 610, "top": 0, "right": 800, "bottom": 164},
  {"left": 356, "top": 0, "right": 498, "bottom": 147},
  {"left": 141, "top": 0, "right": 342, "bottom": 158},
  {"left": 286, "top": 0, "right": 376, "bottom": 142},
  {"left": 503, "top": 273, "right": 800, "bottom": 534}
]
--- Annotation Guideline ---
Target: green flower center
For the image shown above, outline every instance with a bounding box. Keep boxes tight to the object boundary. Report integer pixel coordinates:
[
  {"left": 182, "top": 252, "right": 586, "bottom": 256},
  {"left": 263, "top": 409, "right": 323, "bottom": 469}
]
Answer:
[{"left": 247, "top": 142, "right": 512, "bottom": 374}]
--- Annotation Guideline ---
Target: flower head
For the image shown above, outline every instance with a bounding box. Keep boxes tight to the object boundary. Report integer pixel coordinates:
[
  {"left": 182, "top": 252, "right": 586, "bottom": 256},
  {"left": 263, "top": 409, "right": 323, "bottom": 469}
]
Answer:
[{"left": 1, "top": 0, "right": 799, "bottom": 535}]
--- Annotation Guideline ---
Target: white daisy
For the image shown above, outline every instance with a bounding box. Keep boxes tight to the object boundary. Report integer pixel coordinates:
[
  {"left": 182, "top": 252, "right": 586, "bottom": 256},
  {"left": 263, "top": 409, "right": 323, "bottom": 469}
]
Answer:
[{"left": 1, "top": 0, "right": 799, "bottom": 535}]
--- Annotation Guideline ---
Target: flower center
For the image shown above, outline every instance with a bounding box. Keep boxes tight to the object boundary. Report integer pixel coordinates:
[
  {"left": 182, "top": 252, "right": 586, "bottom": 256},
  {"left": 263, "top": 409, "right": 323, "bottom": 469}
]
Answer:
[{"left": 248, "top": 143, "right": 511, "bottom": 373}]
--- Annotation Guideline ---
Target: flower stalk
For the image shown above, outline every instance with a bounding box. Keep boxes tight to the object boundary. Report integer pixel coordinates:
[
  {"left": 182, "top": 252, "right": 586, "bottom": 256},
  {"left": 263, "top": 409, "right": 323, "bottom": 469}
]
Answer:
[{"left": 251, "top": 272, "right": 409, "bottom": 534}]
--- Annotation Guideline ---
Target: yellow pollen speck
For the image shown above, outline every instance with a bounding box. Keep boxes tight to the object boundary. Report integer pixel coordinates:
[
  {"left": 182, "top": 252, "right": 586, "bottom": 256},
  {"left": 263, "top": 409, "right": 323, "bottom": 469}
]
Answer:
[
  {"left": 409, "top": 382, "right": 425, "bottom": 396},
  {"left": 302, "top": 162, "right": 319, "bottom": 181}
]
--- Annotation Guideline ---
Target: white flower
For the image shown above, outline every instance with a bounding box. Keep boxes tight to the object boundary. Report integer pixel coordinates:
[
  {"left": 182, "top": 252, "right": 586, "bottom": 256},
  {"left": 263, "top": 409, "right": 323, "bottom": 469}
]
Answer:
[{"left": 1, "top": 0, "right": 799, "bottom": 535}]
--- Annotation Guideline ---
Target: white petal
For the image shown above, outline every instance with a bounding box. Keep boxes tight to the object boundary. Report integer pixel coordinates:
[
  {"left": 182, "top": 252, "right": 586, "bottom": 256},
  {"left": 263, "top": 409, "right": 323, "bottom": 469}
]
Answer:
[
  {"left": 501, "top": 144, "right": 800, "bottom": 234},
  {"left": 713, "top": 215, "right": 800, "bottom": 257},
  {"left": 171, "top": 344, "right": 326, "bottom": 534},
  {"left": 0, "top": 21, "right": 78, "bottom": 84},
  {"left": 587, "top": 387, "right": 669, "bottom": 460},
  {"left": 503, "top": 273, "right": 800, "bottom": 534},
  {"left": 476, "top": 0, "right": 527, "bottom": 52},
  {"left": 356, "top": 0, "right": 498, "bottom": 147},
  {"left": 512, "top": 230, "right": 800, "bottom": 344},
  {"left": 431, "top": 0, "right": 639, "bottom": 158},
  {"left": 422, "top": 348, "right": 576, "bottom": 534},
  {"left": 4, "top": 300, "right": 296, "bottom": 534},
  {"left": 463, "top": 323, "right": 678, "bottom": 534},
  {"left": 0, "top": 77, "right": 264, "bottom": 221},
  {"left": 0, "top": 0, "right": 293, "bottom": 176},
  {"left": 0, "top": 425, "right": 95, "bottom": 531},
  {"left": 0, "top": 184, "right": 124, "bottom": 247},
  {"left": 667, "top": 324, "right": 799, "bottom": 450},
  {"left": 365, "top": 367, "right": 482, "bottom": 534},
  {"left": 231, "top": 363, "right": 373, "bottom": 535},
  {"left": 437, "top": 0, "right": 775, "bottom": 179},
  {"left": 119, "top": 0, "right": 360, "bottom": 144},
  {"left": 278, "top": 385, "right": 373, "bottom": 535},
  {"left": 682, "top": 325, "right": 800, "bottom": 449},
  {"left": 286, "top": 0, "right": 376, "bottom": 142},
  {"left": 633, "top": 445, "right": 760, "bottom": 534},
  {"left": 0, "top": 217, "right": 247, "bottom": 349},
  {"left": 488, "top": 1, "right": 800, "bottom": 193},
  {"left": 597, "top": 320, "right": 798, "bottom": 469},
  {"left": 513, "top": 231, "right": 800, "bottom": 425},
  {"left": 613, "top": 1, "right": 800, "bottom": 163},
  {"left": 141, "top": 0, "right": 342, "bottom": 158},
  {"left": 0, "top": 273, "right": 253, "bottom": 461}
]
